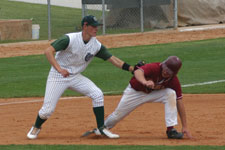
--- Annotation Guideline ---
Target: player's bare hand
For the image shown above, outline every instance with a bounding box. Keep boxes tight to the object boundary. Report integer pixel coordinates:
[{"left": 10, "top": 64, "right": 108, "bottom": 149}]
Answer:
[
  {"left": 182, "top": 128, "right": 193, "bottom": 139},
  {"left": 59, "top": 69, "right": 70, "bottom": 77}
]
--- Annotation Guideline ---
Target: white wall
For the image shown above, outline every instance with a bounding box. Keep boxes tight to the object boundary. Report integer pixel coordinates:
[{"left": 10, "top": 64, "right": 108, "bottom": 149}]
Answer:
[{"left": 9, "top": 0, "right": 82, "bottom": 8}]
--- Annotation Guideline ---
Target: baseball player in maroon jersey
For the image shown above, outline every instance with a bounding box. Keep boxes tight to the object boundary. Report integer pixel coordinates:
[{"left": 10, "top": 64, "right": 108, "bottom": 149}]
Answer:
[{"left": 104, "top": 56, "right": 193, "bottom": 139}]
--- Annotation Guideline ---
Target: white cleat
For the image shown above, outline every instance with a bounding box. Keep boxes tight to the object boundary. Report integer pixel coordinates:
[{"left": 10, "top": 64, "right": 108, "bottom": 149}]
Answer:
[
  {"left": 27, "top": 126, "right": 41, "bottom": 140},
  {"left": 93, "top": 128, "right": 101, "bottom": 135},
  {"left": 94, "top": 127, "right": 120, "bottom": 139}
]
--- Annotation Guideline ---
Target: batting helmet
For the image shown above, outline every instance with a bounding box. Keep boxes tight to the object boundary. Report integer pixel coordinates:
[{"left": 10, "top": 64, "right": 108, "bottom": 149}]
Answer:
[{"left": 161, "top": 56, "right": 182, "bottom": 75}]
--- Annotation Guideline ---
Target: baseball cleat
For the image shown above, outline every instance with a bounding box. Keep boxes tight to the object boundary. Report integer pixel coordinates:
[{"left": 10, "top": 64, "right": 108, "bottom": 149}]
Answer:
[
  {"left": 93, "top": 128, "right": 101, "bottom": 135},
  {"left": 81, "top": 127, "right": 120, "bottom": 139},
  {"left": 166, "top": 128, "right": 183, "bottom": 139},
  {"left": 81, "top": 129, "right": 96, "bottom": 137},
  {"left": 27, "top": 126, "right": 41, "bottom": 140},
  {"left": 98, "top": 127, "right": 120, "bottom": 139}
]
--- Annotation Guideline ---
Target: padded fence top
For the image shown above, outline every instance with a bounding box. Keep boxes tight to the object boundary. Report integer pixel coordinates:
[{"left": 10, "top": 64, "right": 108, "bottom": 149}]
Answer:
[{"left": 82, "top": 0, "right": 171, "bottom": 8}]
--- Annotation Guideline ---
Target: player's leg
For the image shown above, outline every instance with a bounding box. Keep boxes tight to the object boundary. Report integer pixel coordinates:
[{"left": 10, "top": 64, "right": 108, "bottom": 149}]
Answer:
[
  {"left": 69, "top": 74, "right": 119, "bottom": 138},
  {"left": 146, "top": 88, "right": 177, "bottom": 127},
  {"left": 105, "top": 86, "right": 177, "bottom": 129},
  {"left": 69, "top": 74, "right": 104, "bottom": 127},
  {"left": 105, "top": 87, "right": 176, "bottom": 129},
  {"left": 39, "top": 80, "right": 68, "bottom": 120},
  {"left": 147, "top": 88, "right": 183, "bottom": 139},
  {"left": 105, "top": 84, "right": 148, "bottom": 129},
  {"left": 27, "top": 77, "right": 68, "bottom": 139},
  {"left": 162, "top": 89, "right": 177, "bottom": 127}
]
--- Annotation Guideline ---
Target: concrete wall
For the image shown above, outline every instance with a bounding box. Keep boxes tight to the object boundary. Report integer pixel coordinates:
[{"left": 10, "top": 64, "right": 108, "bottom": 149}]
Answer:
[
  {"left": 10, "top": 0, "right": 82, "bottom": 9},
  {"left": 0, "top": 19, "right": 32, "bottom": 41}
]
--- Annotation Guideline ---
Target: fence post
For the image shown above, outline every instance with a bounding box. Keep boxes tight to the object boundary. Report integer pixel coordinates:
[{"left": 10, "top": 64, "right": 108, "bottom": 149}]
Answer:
[
  {"left": 102, "top": 0, "right": 106, "bottom": 35},
  {"left": 140, "top": 0, "right": 144, "bottom": 32},
  {"left": 173, "top": 0, "right": 178, "bottom": 29},
  {"left": 82, "top": 4, "right": 87, "bottom": 18},
  {"left": 47, "top": 0, "right": 51, "bottom": 40}
]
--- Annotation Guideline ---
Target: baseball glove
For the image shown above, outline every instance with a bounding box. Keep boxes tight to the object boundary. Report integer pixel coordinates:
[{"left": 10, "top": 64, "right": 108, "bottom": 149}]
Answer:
[{"left": 132, "top": 60, "right": 146, "bottom": 74}]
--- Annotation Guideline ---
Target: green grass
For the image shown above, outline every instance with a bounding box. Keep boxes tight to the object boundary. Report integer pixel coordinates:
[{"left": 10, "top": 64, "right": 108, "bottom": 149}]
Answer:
[
  {"left": 0, "top": 0, "right": 82, "bottom": 41},
  {"left": 0, "top": 55, "right": 49, "bottom": 97},
  {"left": 0, "top": 145, "right": 225, "bottom": 150},
  {"left": 0, "top": 38, "right": 224, "bottom": 98}
]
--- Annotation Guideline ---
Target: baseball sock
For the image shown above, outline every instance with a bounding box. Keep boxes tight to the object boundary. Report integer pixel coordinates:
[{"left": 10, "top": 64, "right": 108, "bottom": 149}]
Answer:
[
  {"left": 34, "top": 114, "right": 47, "bottom": 128},
  {"left": 167, "top": 126, "right": 174, "bottom": 131},
  {"left": 93, "top": 106, "right": 104, "bottom": 129}
]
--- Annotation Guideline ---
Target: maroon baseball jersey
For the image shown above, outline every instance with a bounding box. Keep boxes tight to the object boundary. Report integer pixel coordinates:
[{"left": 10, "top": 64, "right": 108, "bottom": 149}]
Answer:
[{"left": 129, "top": 62, "right": 182, "bottom": 100}]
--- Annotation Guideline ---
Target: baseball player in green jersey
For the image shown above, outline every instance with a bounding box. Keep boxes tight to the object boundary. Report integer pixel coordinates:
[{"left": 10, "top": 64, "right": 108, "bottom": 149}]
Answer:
[{"left": 27, "top": 15, "right": 134, "bottom": 139}]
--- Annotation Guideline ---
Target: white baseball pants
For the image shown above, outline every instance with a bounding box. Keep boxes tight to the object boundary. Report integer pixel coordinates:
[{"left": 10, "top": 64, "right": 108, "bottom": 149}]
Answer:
[
  {"left": 39, "top": 72, "right": 104, "bottom": 119},
  {"left": 105, "top": 84, "right": 178, "bottom": 128}
]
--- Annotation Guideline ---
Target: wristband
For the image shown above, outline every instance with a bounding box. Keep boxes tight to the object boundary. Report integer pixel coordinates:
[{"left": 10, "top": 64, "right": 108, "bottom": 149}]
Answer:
[{"left": 122, "top": 62, "right": 130, "bottom": 71}]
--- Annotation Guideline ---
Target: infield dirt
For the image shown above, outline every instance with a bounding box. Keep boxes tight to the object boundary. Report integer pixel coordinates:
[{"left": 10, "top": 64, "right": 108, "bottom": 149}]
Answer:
[
  {"left": 1, "top": 25, "right": 225, "bottom": 58},
  {"left": 0, "top": 94, "right": 225, "bottom": 145}
]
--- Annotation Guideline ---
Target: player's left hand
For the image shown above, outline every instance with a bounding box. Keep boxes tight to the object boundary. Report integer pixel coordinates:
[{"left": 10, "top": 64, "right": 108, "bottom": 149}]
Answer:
[{"left": 182, "top": 127, "right": 193, "bottom": 139}]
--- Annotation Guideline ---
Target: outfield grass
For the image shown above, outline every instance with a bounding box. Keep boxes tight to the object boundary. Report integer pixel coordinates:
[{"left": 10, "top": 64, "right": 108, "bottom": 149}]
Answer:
[
  {"left": 0, "top": 0, "right": 82, "bottom": 41},
  {"left": 0, "top": 38, "right": 224, "bottom": 98}
]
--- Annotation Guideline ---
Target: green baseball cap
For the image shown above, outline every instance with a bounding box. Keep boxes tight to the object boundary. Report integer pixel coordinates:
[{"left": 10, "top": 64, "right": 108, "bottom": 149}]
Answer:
[{"left": 81, "top": 15, "right": 103, "bottom": 27}]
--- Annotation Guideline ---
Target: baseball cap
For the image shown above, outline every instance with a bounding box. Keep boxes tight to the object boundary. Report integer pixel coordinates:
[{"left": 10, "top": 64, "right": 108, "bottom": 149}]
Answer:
[{"left": 81, "top": 15, "right": 103, "bottom": 27}]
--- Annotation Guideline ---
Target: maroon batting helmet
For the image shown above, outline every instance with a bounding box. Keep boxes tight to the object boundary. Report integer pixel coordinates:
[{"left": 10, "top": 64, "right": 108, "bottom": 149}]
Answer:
[{"left": 161, "top": 56, "right": 182, "bottom": 75}]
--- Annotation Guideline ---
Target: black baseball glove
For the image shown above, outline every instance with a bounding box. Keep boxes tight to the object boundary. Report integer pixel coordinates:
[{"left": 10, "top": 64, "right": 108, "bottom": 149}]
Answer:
[{"left": 132, "top": 60, "right": 146, "bottom": 74}]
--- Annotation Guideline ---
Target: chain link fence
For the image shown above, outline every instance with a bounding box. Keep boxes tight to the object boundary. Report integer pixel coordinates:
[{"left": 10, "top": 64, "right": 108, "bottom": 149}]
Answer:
[{"left": 82, "top": 0, "right": 177, "bottom": 35}]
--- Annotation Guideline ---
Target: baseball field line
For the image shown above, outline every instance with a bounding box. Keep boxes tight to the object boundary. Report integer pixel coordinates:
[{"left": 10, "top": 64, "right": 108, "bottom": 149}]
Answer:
[
  {"left": 0, "top": 96, "right": 88, "bottom": 106},
  {"left": 0, "top": 79, "right": 224, "bottom": 106},
  {"left": 181, "top": 79, "right": 225, "bottom": 87}
]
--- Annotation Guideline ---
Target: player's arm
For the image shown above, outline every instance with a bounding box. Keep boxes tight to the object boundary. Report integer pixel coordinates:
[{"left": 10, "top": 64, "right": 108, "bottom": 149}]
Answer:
[
  {"left": 44, "top": 35, "right": 70, "bottom": 77},
  {"left": 134, "top": 69, "right": 154, "bottom": 89},
  {"left": 170, "top": 77, "right": 192, "bottom": 138},
  {"left": 95, "top": 45, "right": 134, "bottom": 72},
  {"left": 108, "top": 56, "right": 134, "bottom": 72},
  {"left": 177, "top": 99, "right": 193, "bottom": 139}
]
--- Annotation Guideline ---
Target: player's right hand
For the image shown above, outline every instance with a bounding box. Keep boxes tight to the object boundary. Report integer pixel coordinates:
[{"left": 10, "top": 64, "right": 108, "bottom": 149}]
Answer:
[
  {"left": 143, "top": 80, "right": 155, "bottom": 89},
  {"left": 59, "top": 69, "right": 70, "bottom": 77}
]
